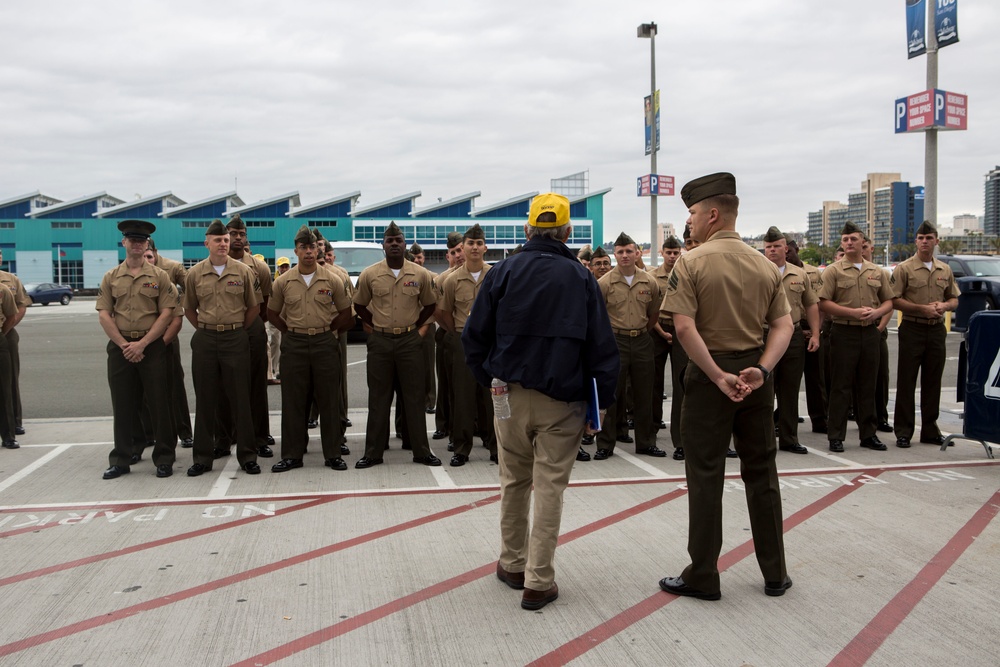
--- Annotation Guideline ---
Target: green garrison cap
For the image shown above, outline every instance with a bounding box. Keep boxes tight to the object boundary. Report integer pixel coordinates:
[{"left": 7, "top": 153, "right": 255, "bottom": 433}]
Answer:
[
  {"left": 663, "top": 236, "right": 681, "bottom": 249},
  {"left": 310, "top": 227, "right": 326, "bottom": 243},
  {"left": 763, "top": 226, "right": 785, "bottom": 243},
  {"left": 410, "top": 243, "right": 423, "bottom": 254},
  {"left": 784, "top": 234, "right": 797, "bottom": 247},
  {"left": 294, "top": 224, "right": 316, "bottom": 246},
  {"left": 205, "top": 219, "right": 227, "bottom": 236},
  {"left": 680, "top": 172, "right": 737, "bottom": 208},
  {"left": 464, "top": 223, "right": 486, "bottom": 241},
  {"left": 577, "top": 245, "right": 593, "bottom": 261},
  {"left": 405, "top": 250, "right": 415, "bottom": 262},
  {"left": 508, "top": 244, "right": 523, "bottom": 256},
  {"left": 591, "top": 246, "right": 609, "bottom": 259},
  {"left": 682, "top": 226, "right": 691, "bottom": 240},
  {"left": 840, "top": 221, "right": 863, "bottom": 236},
  {"left": 614, "top": 231, "right": 635, "bottom": 247},
  {"left": 916, "top": 220, "right": 938, "bottom": 236},
  {"left": 383, "top": 221, "right": 404, "bottom": 239},
  {"left": 225, "top": 214, "right": 246, "bottom": 231},
  {"left": 117, "top": 219, "right": 156, "bottom": 239},
  {"left": 446, "top": 231, "right": 464, "bottom": 249}
]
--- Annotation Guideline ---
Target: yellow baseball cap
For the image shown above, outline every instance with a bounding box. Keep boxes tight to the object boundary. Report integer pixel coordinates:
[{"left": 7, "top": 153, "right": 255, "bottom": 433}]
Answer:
[
  {"left": 277, "top": 256, "right": 290, "bottom": 266},
  {"left": 528, "top": 193, "right": 570, "bottom": 228},
  {"left": 253, "top": 253, "right": 265, "bottom": 262}
]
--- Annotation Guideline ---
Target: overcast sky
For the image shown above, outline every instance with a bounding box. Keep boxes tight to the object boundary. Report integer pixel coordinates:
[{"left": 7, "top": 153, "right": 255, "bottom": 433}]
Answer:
[{"left": 2, "top": 1, "right": 997, "bottom": 242}]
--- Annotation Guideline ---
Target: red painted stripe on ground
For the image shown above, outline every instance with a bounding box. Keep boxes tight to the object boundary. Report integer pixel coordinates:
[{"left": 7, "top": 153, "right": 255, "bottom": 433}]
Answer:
[
  {"left": 227, "top": 487, "right": 690, "bottom": 667},
  {"left": 0, "top": 496, "right": 339, "bottom": 588},
  {"left": 0, "top": 494, "right": 500, "bottom": 658},
  {"left": 828, "top": 489, "right": 1000, "bottom": 667},
  {"left": 526, "top": 470, "right": 883, "bottom": 667}
]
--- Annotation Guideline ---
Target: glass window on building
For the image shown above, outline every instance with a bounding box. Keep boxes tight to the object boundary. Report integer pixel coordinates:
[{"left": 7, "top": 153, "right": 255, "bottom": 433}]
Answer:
[{"left": 53, "top": 260, "right": 83, "bottom": 289}]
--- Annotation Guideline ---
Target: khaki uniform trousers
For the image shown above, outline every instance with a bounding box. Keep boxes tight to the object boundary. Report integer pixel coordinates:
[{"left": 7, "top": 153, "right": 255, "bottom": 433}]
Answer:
[
  {"left": 107, "top": 338, "right": 175, "bottom": 468},
  {"left": 363, "top": 329, "right": 432, "bottom": 460},
  {"left": 894, "top": 321, "right": 947, "bottom": 441},
  {"left": 191, "top": 328, "right": 256, "bottom": 467},
  {"left": 280, "top": 332, "right": 343, "bottom": 460},
  {"left": 496, "top": 384, "right": 585, "bottom": 591},
  {"left": 598, "top": 332, "right": 654, "bottom": 453},
  {"left": 773, "top": 327, "right": 805, "bottom": 448},
  {"left": 450, "top": 334, "right": 496, "bottom": 458},
  {"left": 680, "top": 350, "right": 786, "bottom": 594},
  {"left": 828, "top": 324, "right": 880, "bottom": 442}
]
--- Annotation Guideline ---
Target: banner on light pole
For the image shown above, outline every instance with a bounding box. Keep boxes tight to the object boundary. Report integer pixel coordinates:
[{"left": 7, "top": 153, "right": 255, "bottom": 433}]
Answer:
[
  {"left": 935, "top": 0, "right": 959, "bottom": 49},
  {"left": 644, "top": 91, "right": 660, "bottom": 156},
  {"left": 905, "top": 0, "right": 927, "bottom": 59}
]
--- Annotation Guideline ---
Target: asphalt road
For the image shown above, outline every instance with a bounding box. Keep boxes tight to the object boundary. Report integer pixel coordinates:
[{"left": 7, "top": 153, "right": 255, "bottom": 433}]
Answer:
[{"left": 15, "top": 297, "right": 964, "bottom": 421}]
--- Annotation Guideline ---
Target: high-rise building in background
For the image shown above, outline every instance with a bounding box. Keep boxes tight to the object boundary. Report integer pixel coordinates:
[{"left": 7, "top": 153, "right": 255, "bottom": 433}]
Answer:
[
  {"left": 806, "top": 173, "right": 918, "bottom": 251},
  {"left": 985, "top": 165, "right": 1000, "bottom": 236}
]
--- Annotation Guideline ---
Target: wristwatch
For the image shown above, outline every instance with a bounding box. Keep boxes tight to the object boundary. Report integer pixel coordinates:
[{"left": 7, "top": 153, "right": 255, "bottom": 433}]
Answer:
[{"left": 754, "top": 364, "right": 771, "bottom": 381}]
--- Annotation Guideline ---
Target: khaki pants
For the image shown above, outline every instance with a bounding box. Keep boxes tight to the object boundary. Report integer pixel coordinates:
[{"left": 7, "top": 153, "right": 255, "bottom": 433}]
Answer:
[{"left": 496, "top": 384, "right": 585, "bottom": 592}]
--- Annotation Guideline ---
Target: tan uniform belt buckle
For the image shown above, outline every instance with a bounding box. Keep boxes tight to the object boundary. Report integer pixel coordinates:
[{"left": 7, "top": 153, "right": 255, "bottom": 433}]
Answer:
[
  {"left": 308, "top": 328, "right": 319, "bottom": 335},
  {"left": 215, "top": 324, "right": 226, "bottom": 332},
  {"left": 393, "top": 327, "right": 404, "bottom": 335},
  {"left": 629, "top": 329, "right": 640, "bottom": 337}
]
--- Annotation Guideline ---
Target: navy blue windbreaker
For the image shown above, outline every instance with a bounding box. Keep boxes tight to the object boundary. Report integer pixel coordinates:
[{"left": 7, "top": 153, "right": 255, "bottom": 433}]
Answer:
[{"left": 461, "top": 236, "right": 619, "bottom": 407}]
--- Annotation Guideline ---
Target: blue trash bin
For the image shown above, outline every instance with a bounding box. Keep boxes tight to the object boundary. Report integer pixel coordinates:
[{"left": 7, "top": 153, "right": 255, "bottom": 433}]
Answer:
[{"left": 945, "top": 310, "right": 1000, "bottom": 457}]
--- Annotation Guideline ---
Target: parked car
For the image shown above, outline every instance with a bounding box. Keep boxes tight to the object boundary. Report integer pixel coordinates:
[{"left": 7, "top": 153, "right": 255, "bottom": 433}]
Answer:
[
  {"left": 937, "top": 254, "right": 1000, "bottom": 309},
  {"left": 25, "top": 282, "right": 73, "bottom": 306}
]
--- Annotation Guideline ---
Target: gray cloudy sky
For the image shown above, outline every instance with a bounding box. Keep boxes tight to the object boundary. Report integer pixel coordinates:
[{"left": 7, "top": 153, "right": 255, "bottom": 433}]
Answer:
[{"left": 2, "top": 1, "right": 997, "bottom": 241}]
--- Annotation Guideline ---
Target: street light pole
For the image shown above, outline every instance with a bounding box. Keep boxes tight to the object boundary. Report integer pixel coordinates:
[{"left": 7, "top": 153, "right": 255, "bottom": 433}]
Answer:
[{"left": 638, "top": 22, "right": 658, "bottom": 267}]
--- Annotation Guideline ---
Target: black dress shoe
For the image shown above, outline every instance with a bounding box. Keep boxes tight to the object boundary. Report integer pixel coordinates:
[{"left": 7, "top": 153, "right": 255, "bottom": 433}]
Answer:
[
  {"left": 593, "top": 449, "right": 613, "bottom": 460},
  {"left": 187, "top": 462, "right": 212, "bottom": 476},
  {"left": 726, "top": 448, "right": 738, "bottom": 458},
  {"left": 576, "top": 447, "right": 591, "bottom": 462},
  {"left": 637, "top": 446, "right": 667, "bottom": 457},
  {"left": 496, "top": 562, "right": 525, "bottom": 590},
  {"left": 829, "top": 440, "right": 845, "bottom": 453},
  {"left": 343, "top": 418, "right": 352, "bottom": 428},
  {"left": 581, "top": 434, "right": 595, "bottom": 445},
  {"left": 627, "top": 419, "right": 635, "bottom": 430},
  {"left": 450, "top": 454, "right": 468, "bottom": 467},
  {"left": 896, "top": 437, "right": 911, "bottom": 448},
  {"left": 672, "top": 448, "right": 685, "bottom": 461},
  {"left": 325, "top": 458, "right": 348, "bottom": 471},
  {"left": 355, "top": 457, "right": 383, "bottom": 469},
  {"left": 15, "top": 426, "right": 25, "bottom": 435},
  {"left": 307, "top": 419, "right": 318, "bottom": 429},
  {"left": 658, "top": 576, "right": 721, "bottom": 601},
  {"left": 242, "top": 461, "right": 261, "bottom": 474},
  {"left": 341, "top": 443, "right": 351, "bottom": 455},
  {"left": 521, "top": 583, "right": 559, "bottom": 610},
  {"left": 658, "top": 421, "right": 667, "bottom": 430},
  {"left": 271, "top": 458, "right": 303, "bottom": 473},
  {"left": 425, "top": 407, "right": 436, "bottom": 414},
  {"left": 212, "top": 447, "right": 231, "bottom": 459},
  {"left": 811, "top": 423, "right": 828, "bottom": 434},
  {"left": 764, "top": 576, "right": 793, "bottom": 597},
  {"left": 860, "top": 436, "right": 887, "bottom": 451},
  {"left": 490, "top": 453, "right": 499, "bottom": 463},
  {"left": 432, "top": 430, "right": 448, "bottom": 440},
  {"left": 130, "top": 452, "right": 142, "bottom": 464},
  {"left": 414, "top": 454, "right": 442, "bottom": 466},
  {"left": 102, "top": 465, "right": 130, "bottom": 480},
  {"left": 920, "top": 435, "right": 946, "bottom": 446},
  {"left": 180, "top": 438, "right": 194, "bottom": 448},
  {"left": 877, "top": 421, "right": 893, "bottom": 433},
  {"left": 266, "top": 434, "right": 275, "bottom": 446},
  {"left": 797, "top": 417, "right": 805, "bottom": 423},
  {"left": 779, "top": 443, "right": 808, "bottom": 454},
  {"left": 447, "top": 442, "right": 455, "bottom": 452},
  {"left": 156, "top": 464, "right": 173, "bottom": 478},
  {"left": 617, "top": 434, "right": 634, "bottom": 444},
  {"left": 258, "top": 445, "right": 274, "bottom": 458},
  {"left": 2, "top": 439, "right": 20, "bottom": 449}
]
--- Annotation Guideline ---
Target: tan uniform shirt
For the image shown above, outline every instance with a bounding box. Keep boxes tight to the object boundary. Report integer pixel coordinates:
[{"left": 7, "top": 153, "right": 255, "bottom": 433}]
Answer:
[
  {"left": 440, "top": 264, "right": 491, "bottom": 332},
  {"left": 648, "top": 263, "right": 674, "bottom": 326},
  {"left": 96, "top": 261, "right": 178, "bottom": 332},
  {"left": 0, "top": 284, "right": 17, "bottom": 327},
  {"left": 270, "top": 265, "right": 352, "bottom": 330},
  {"left": 818, "top": 258, "right": 894, "bottom": 324},
  {"left": 183, "top": 257, "right": 259, "bottom": 326},
  {"left": 599, "top": 266, "right": 660, "bottom": 331},
  {"left": 354, "top": 260, "right": 436, "bottom": 329},
  {"left": 802, "top": 263, "right": 825, "bottom": 323},
  {"left": 0, "top": 270, "right": 32, "bottom": 309},
  {"left": 891, "top": 255, "right": 959, "bottom": 310},
  {"left": 155, "top": 255, "right": 188, "bottom": 291},
  {"left": 660, "top": 230, "right": 789, "bottom": 352},
  {"left": 240, "top": 252, "right": 271, "bottom": 301},
  {"left": 778, "top": 263, "right": 818, "bottom": 323}
]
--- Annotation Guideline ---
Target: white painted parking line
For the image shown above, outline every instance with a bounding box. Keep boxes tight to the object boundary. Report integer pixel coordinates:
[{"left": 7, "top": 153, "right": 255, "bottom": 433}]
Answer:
[
  {"left": 615, "top": 450, "right": 670, "bottom": 478},
  {"left": 207, "top": 456, "right": 241, "bottom": 498},
  {"left": 429, "top": 464, "right": 456, "bottom": 488},
  {"left": 806, "top": 447, "right": 862, "bottom": 466},
  {"left": 0, "top": 444, "right": 73, "bottom": 494}
]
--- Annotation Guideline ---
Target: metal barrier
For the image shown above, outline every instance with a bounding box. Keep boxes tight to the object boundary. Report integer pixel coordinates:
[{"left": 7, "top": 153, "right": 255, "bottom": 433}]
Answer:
[{"left": 943, "top": 310, "right": 1000, "bottom": 458}]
